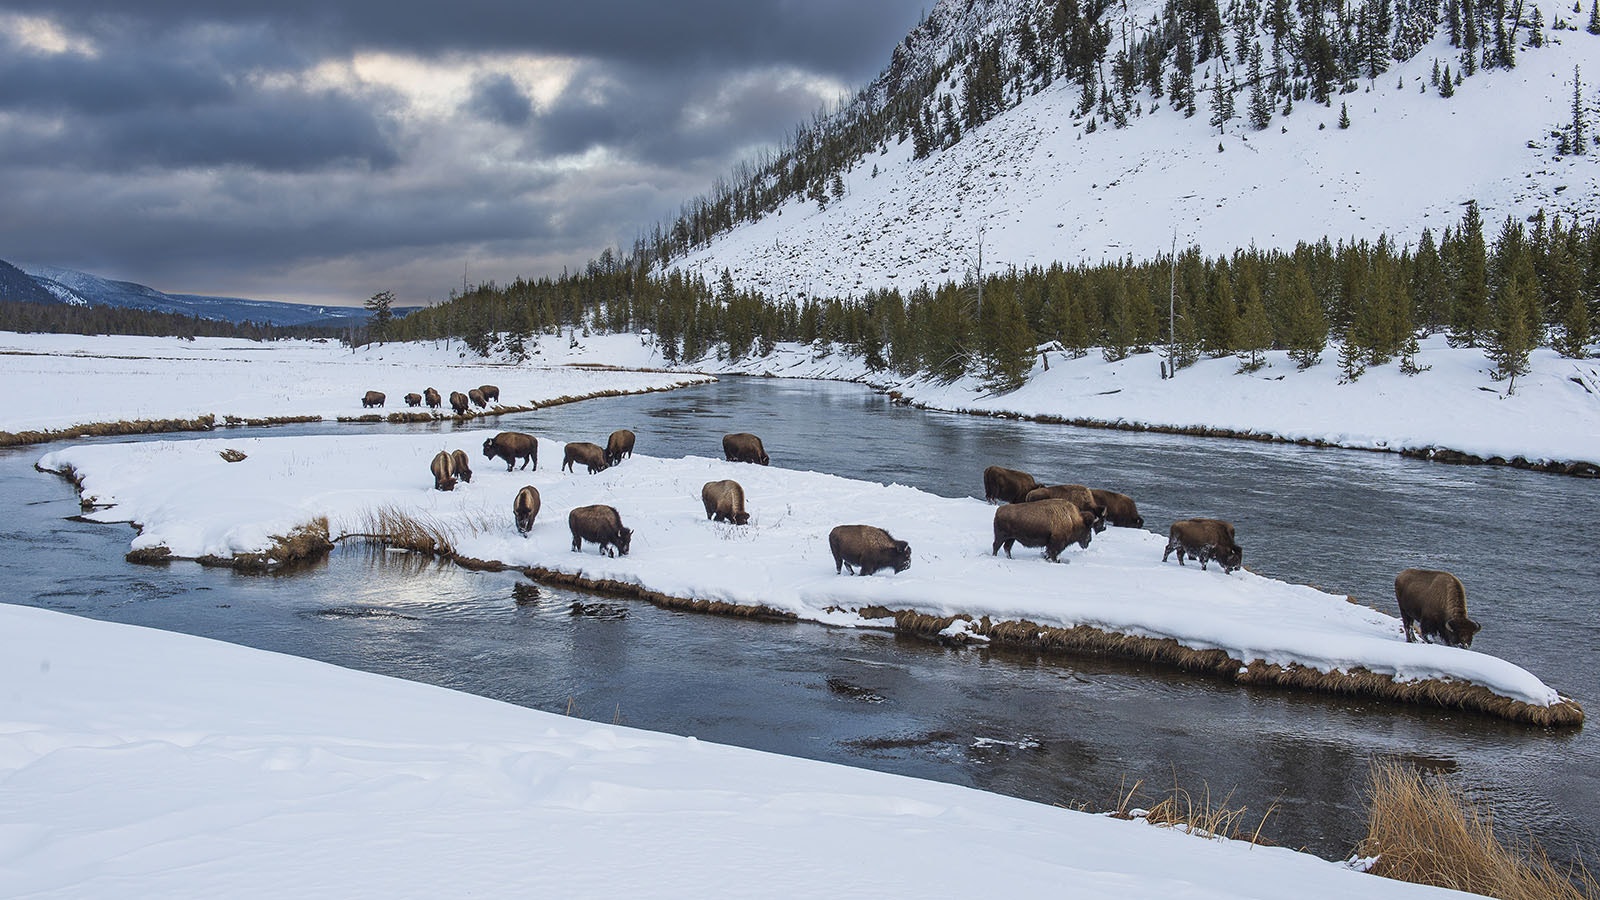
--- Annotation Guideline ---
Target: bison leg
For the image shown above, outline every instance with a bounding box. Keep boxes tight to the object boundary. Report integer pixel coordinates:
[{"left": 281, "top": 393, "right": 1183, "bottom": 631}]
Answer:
[
  {"left": 1197, "top": 547, "right": 1211, "bottom": 571},
  {"left": 1162, "top": 543, "right": 1175, "bottom": 563},
  {"left": 1401, "top": 615, "right": 1416, "bottom": 642}
]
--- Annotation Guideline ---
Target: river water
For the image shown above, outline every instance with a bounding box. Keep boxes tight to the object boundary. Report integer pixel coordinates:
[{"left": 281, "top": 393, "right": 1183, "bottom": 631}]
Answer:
[{"left": 6, "top": 377, "right": 1597, "bottom": 864}]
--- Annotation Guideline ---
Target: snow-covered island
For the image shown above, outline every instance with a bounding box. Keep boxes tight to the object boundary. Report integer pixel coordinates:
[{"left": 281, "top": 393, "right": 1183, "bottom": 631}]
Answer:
[{"left": 37, "top": 427, "right": 1584, "bottom": 727}]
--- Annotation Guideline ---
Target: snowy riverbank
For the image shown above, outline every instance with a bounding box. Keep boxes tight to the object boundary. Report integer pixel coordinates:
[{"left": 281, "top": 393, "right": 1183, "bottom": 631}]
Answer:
[{"left": 37, "top": 430, "right": 1582, "bottom": 724}]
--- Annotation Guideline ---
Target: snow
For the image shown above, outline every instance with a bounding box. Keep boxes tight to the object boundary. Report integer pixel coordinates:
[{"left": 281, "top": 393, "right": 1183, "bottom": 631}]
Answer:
[
  {"left": 674, "top": 0, "right": 1600, "bottom": 300},
  {"left": 0, "top": 332, "right": 707, "bottom": 435},
  {"left": 1, "top": 601, "right": 1468, "bottom": 898},
  {"left": 37, "top": 429, "right": 1569, "bottom": 709}
]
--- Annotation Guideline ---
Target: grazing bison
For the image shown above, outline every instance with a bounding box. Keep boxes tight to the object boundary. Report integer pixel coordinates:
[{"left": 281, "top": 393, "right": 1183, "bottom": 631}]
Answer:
[
  {"left": 450, "top": 449, "right": 473, "bottom": 484},
  {"left": 424, "top": 387, "right": 442, "bottom": 409},
  {"left": 450, "top": 391, "right": 470, "bottom": 414},
  {"left": 569, "top": 504, "right": 632, "bottom": 557},
  {"left": 1090, "top": 489, "right": 1145, "bottom": 529},
  {"left": 992, "top": 499, "right": 1094, "bottom": 563},
  {"left": 362, "top": 390, "right": 386, "bottom": 408},
  {"left": 429, "top": 451, "right": 456, "bottom": 491},
  {"left": 722, "top": 432, "right": 769, "bottom": 465},
  {"left": 1163, "top": 518, "right": 1244, "bottom": 573},
  {"left": 701, "top": 479, "right": 750, "bottom": 525},
  {"left": 478, "top": 384, "right": 500, "bottom": 404},
  {"left": 562, "top": 441, "right": 609, "bottom": 474},
  {"left": 1395, "top": 568, "right": 1480, "bottom": 647},
  {"left": 404, "top": 392, "right": 423, "bottom": 407},
  {"left": 482, "top": 432, "right": 537, "bottom": 471},
  {"left": 1022, "top": 484, "right": 1107, "bottom": 532},
  {"left": 606, "top": 429, "right": 636, "bottom": 466},
  {"left": 513, "top": 485, "right": 541, "bottom": 536},
  {"left": 828, "top": 524, "right": 912, "bottom": 576},
  {"left": 983, "top": 466, "right": 1039, "bottom": 504},
  {"left": 468, "top": 388, "right": 487, "bottom": 409}
]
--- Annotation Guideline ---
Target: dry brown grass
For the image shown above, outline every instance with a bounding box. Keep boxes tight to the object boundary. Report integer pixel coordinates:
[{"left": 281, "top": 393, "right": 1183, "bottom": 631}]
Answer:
[
  {"left": 218, "top": 448, "right": 248, "bottom": 462},
  {"left": 231, "top": 516, "right": 334, "bottom": 572},
  {"left": 350, "top": 505, "right": 501, "bottom": 560},
  {"left": 1, "top": 414, "right": 218, "bottom": 447},
  {"left": 1361, "top": 760, "right": 1598, "bottom": 900},
  {"left": 1102, "top": 776, "right": 1277, "bottom": 846}
]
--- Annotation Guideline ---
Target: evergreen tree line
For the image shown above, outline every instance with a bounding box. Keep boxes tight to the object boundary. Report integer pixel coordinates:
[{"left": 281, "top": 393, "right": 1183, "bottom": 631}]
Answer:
[
  {"left": 0, "top": 300, "right": 343, "bottom": 342},
  {"left": 392, "top": 204, "right": 1599, "bottom": 391}
]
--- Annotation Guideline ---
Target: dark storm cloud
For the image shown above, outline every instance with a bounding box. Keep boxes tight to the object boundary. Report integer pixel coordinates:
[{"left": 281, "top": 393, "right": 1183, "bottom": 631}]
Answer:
[{"left": 467, "top": 73, "right": 533, "bottom": 127}]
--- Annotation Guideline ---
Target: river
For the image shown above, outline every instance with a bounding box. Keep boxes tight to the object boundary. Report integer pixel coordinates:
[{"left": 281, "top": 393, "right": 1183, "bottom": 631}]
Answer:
[{"left": 6, "top": 376, "right": 1597, "bottom": 864}]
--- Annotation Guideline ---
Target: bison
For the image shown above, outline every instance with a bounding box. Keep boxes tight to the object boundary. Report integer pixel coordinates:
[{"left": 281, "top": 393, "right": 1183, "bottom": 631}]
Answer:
[
  {"left": 1022, "top": 484, "right": 1107, "bottom": 532},
  {"left": 513, "top": 485, "right": 541, "bottom": 536},
  {"left": 992, "top": 499, "right": 1094, "bottom": 563},
  {"left": 562, "top": 441, "right": 609, "bottom": 474},
  {"left": 569, "top": 504, "right": 632, "bottom": 557},
  {"left": 424, "top": 387, "right": 442, "bottom": 409},
  {"left": 1395, "top": 568, "right": 1480, "bottom": 647},
  {"left": 1090, "top": 488, "right": 1145, "bottom": 529},
  {"left": 468, "top": 388, "right": 487, "bottom": 409},
  {"left": 479, "top": 384, "right": 500, "bottom": 404},
  {"left": 701, "top": 479, "right": 749, "bottom": 525},
  {"left": 450, "top": 391, "right": 470, "bottom": 414},
  {"left": 404, "top": 392, "right": 423, "bottom": 407},
  {"left": 983, "top": 465, "right": 1039, "bottom": 504},
  {"left": 606, "top": 429, "right": 636, "bottom": 466},
  {"left": 828, "top": 524, "right": 912, "bottom": 576},
  {"left": 722, "top": 432, "right": 769, "bottom": 465},
  {"left": 362, "top": 390, "right": 386, "bottom": 408},
  {"left": 450, "top": 449, "right": 473, "bottom": 484},
  {"left": 482, "top": 432, "right": 537, "bottom": 471},
  {"left": 429, "top": 450, "right": 456, "bottom": 491},
  {"left": 1163, "top": 518, "right": 1244, "bottom": 573}
]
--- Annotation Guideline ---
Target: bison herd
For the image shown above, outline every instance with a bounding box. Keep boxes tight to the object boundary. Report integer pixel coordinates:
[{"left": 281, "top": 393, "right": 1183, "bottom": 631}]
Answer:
[{"left": 365, "top": 384, "right": 500, "bottom": 414}]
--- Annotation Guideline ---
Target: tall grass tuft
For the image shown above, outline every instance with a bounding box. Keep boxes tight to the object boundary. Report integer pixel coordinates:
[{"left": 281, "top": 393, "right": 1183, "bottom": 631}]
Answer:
[
  {"left": 1102, "top": 776, "right": 1276, "bottom": 846},
  {"left": 1361, "top": 759, "right": 1598, "bottom": 900},
  {"left": 353, "top": 505, "right": 500, "bottom": 559}
]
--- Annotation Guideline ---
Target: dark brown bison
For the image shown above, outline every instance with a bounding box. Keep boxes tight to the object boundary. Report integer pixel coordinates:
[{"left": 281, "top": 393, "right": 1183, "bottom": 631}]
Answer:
[
  {"left": 1022, "top": 484, "right": 1107, "bottom": 532},
  {"left": 569, "top": 504, "right": 632, "bottom": 557},
  {"left": 701, "top": 479, "right": 749, "bottom": 525},
  {"left": 450, "top": 449, "right": 473, "bottom": 484},
  {"left": 513, "top": 485, "right": 541, "bottom": 536},
  {"left": 450, "top": 391, "right": 470, "bottom": 414},
  {"left": 362, "top": 390, "right": 386, "bottom": 408},
  {"left": 468, "top": 388, "right": 487, "bottom": 408},
  {"left": 424, "top": 387, "right": 442, "bottom": 409},
  {"left": 828, "top": 524, "right": 911, "bottom": 576},
  {"left": 722, "top": 432, "right": 769, "bottom": 465},
  {"left": 983, "top": 466, "right": 1039, "bottom": 504},
  {"left": 478, "top": 384, "right": 500, "bottom": 404},
  {"left": 606, "top": 429, "right": 636, "bottom": 466},
  {"left": 404, "top": 392, "right": 423, "bottom": 407},
  {"left": 429, "top": 450, "right": 456, "bottom": 491},
  {"left": 482, "top": 432, "right": 537, "bottom": 471},
  {"left": 992, "top": 499, "right": 1094, "bottom": 562},
  {"left": 1163, "top": 518, "right": 1244, "bottom": 573},
  {"left": 1090, "top": 488, "right": 1145, "bottom": 529},
  {"left": 1395, "top": 568, "right": 1480, "bottom": 647},
  {"left": 562, "top": 441, "right": 609, "bottom": 474}
]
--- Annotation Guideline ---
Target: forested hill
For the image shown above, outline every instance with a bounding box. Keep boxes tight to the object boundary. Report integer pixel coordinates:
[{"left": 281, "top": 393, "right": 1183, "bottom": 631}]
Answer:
[{"left": 645, "top": 0, "right": 1600, "bottom": 297}]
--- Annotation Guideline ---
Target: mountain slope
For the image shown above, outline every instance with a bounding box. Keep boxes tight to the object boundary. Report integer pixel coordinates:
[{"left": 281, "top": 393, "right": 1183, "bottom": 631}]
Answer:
[{"left": 675, "top": 0, "right": 1600, "bottom": 297}]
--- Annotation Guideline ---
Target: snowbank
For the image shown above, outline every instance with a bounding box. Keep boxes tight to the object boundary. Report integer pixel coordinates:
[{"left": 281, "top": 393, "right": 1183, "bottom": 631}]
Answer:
[
  {"left": 1, "top": 602, "right": 1467, "bottom": 898},
  {"left": 37, "top": 430, "right": 1581, "bottom": 724}
]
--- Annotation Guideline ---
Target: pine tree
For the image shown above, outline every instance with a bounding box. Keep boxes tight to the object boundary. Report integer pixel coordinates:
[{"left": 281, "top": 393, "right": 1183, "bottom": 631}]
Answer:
[
  {"left": 1102, "top": 278, "right": 1137, "bottom": 362},
  {"left": 1487, "top": 250, "right": 1539, "bottom": 387},
  {"left": 1281, "top": 262, "right": 1329, "bottom": 369},
  {"left": 979, "top": 291, "right": 1037, "bottom": 391},
  {"left": 1339, "top": 101, "right": 1351, "bottom": 127},
  {"left": 1573, "top": 66, "right": 1588, "bottom": 155},
  {"left": 1248, "top": 44, "right": 1274, "bottom": 128},
  {"left": 1411, "top": 228, "right": 1449, "bottom": 332},
  {"left": 1549, "top": 239, "right": 1592, "bottom": 357},
  {"left": 364, "top": 290, "right": 395, "bottom": 343},
  {"left": 1235, "top": 276, "right": 1273, "bottom": 372},
  {"left": 1210, "top": 70, "right": 1236, "bottom": 132},
  {"left": 1590, "top": 0, "right": 1600, "bottom": 33},
  {"left": 1448, "top": 201, "right": 1489, "bottom": 345},
  {"left": 1440, "top": 65, "right": 1456, "bottom": 96}
]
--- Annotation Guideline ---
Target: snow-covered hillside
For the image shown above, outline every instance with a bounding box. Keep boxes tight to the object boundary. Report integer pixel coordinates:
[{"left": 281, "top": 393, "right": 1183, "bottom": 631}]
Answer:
[{"left": 676, "top": 0, "right": 1600, "bottom": 298}]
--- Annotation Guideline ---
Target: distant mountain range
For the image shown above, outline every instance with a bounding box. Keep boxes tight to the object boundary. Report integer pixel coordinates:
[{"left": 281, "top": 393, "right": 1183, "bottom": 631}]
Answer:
[{"left": 0, "top": 259, "right": 417, "bottom": 327}]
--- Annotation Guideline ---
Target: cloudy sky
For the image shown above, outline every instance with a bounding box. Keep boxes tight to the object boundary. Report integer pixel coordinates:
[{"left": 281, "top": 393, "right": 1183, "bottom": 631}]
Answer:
[{"left": 0, "top": 1, "right": 927, "bottom": 306}]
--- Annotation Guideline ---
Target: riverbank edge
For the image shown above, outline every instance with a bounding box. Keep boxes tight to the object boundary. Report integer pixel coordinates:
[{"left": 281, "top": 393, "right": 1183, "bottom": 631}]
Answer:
[{"left": 0, "top": 377, "right": 716, "bottom": 449}]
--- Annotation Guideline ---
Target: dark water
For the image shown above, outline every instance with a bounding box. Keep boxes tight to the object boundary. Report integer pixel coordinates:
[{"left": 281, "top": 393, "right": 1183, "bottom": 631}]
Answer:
[{"left": 7, "top": 377, "right": 1598, "bottom": 864}]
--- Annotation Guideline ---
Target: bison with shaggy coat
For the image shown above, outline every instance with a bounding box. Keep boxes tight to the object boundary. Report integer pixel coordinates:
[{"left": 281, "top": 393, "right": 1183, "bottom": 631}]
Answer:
[
  {"left": 513, "top": 485, "right": 541, "bottom": 536},
  {"left": 1163, "top": 518, "right": 1244, "bottom": 573},
  {"left": 828, "top": 524, "right": 911, "bottom": 576},
  {"left": 429, "top": 451, "right": 456, "bottom": 491},
  {"left": 562, "top": 442, "right": 609, "bottom": 474},
  {"left": 701, "top": 479, "right": 749, "bottom": 525},
  {"left": 404, "top": 392, "right": 423, "bottom": 407},
  {"left": 450, "top": 391, "right": 470, "bottom": 414},
  {"left": 424, "top": 387, "right": 442, "bottom": 409},
  {"left": 468, "top": 388, "right": 487, "bottom": 409},
  {"left": 992, "top": 499, "right": 1094, "bottom": 563},
  {"left": 1090, "top": 489, "right": 1144, "bottom": 529},
  {"left": 983, "top": 466, "right": 1039, "bottom": 504},
  {"left": 482, "top": 432, "right": 537, "bottom": 471},
  {"left": 1395, "top": 568, "right": 1480, "bottom": 647},
  {"left": 722, "top": 432, "right": 769, "bottom": 465},
  {"left": 1022, "top": 484, "right": 1107, "bottom": 532},
  {"left": 450, "top": 449, "right": 473, "bottom": 484},
  {"left": 606, "top": 429, "right": 636, "bottom": 466},
  {"left": 479, "top": 384, "right": 500, "bottom": 404},
  {"left": 362, "top": 390, "right": 386, "bottom": 408},
  {"left": 569, "top": 504, "right": 632, "bottom": 557}
]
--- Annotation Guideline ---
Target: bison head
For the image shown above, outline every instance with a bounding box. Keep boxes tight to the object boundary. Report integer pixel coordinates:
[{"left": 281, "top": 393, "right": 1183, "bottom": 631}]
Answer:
[
  {"left": 1446, "top": 616, "right": 1480, "bottom": 648},
  {"left": 891, "top": 540, "right": 912, "bottom": 573},
  {"left": 733, "top": 511, "right": 751, "bottom": 526},
  {"left": 758, "top": 452, "right": 770, "bottom": 465},
  {"left": 481, "top": 438, "right": 498, "bottom": 459},
  {"left": 615, "top": 527, "right": 633, "bottom": 556},
  {"left": 1217, "top": 543, "right": 1244, "bottom": 573},
  {"left": 1087, "top": 505, "right": 1108, "bottom": 533}
]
